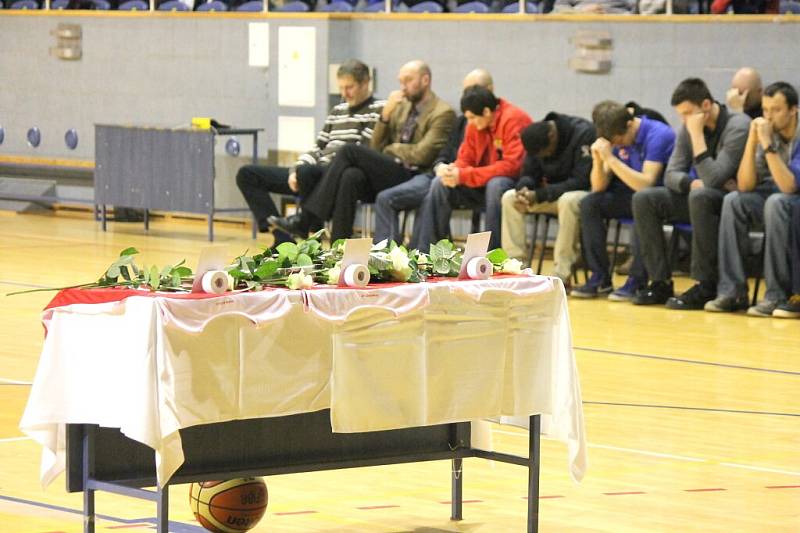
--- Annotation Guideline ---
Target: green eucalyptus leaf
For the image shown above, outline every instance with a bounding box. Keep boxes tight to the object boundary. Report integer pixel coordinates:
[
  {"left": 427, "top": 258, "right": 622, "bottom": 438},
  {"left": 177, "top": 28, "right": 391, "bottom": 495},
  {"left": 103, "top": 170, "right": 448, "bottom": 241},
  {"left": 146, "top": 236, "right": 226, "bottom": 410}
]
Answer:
[
  {"left": 486, "top": 248, "right": 509, "bottom": 265},
  {"left": 120, "top": 266, "right": 131, "bottom": 281},
  {"left": 171, "top": 272, "right": 181, "bottom": 287},
  {"left": 119, "top": 247, "right": 139, "bottom": 257},
  {"left": 106, "top": 265, "right": 120, "bottom": 279},
  {"left": 149, "top": 265, "right": 160, "bottom": 289},
  {"left": 434, "top": 258, "right": 450, "bottom": 274},
  {"left": 227, "top": 268, "right": 249, "bottom": 280},
  {"left": 254, "top": 260, "right": 278, "bottom": 279},
  {"left": 173, "top": 266, "right": 192, "bottom": 277},
  {"left": 296, "top": 253, "right": 313, "bottom": 267}
]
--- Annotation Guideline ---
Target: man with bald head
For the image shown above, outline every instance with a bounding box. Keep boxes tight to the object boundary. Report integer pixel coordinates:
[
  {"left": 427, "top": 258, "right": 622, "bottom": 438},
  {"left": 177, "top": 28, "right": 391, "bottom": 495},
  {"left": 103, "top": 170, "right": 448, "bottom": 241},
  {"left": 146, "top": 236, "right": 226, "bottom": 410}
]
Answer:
[
  {"left": 727, "top": 67, "right": 763, "bottom": 120},
  {"left": 270, "top": 60, "right": 455, "bottom": 241},
  {"left": 373, "top": 68, "right": 493, "bottom": 244}
]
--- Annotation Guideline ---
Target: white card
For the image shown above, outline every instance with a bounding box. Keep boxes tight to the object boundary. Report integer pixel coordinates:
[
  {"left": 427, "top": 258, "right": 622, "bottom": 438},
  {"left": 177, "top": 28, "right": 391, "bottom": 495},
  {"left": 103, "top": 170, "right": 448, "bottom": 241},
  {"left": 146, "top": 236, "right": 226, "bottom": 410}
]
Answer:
[
  {"left": 338, "top": 238, "right": 372, "bottom": 286},
  {"left": 458, "top": 231, "right": 491, "bottom": 280}
]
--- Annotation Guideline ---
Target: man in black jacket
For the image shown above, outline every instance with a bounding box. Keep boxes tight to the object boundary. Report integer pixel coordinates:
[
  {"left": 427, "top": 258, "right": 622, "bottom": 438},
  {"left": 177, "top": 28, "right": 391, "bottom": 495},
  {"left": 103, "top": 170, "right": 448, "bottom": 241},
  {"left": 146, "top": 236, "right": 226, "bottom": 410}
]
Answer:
[{"left": 500, "top": 113, "right": 595, "bottom": 286}]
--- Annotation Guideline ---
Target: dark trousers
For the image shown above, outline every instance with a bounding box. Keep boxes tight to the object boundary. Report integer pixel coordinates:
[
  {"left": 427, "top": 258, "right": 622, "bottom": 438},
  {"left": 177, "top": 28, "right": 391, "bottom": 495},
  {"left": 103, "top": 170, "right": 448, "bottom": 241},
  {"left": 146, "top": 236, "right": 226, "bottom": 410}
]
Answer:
[
  {"left": 580, "top": 190, "right": 646, "bottom": 283},
  {"left": 633, "top": 186, "right": 725, "bottom": 284},
  {"left": 235, "top": 163, "right": 323, "bottom": 227},
  {"left": 791, "top": 198, "right": 800, "bottom": 294},
  {"left": 303, "top": 144, "right": 411, "bottom": 241}
]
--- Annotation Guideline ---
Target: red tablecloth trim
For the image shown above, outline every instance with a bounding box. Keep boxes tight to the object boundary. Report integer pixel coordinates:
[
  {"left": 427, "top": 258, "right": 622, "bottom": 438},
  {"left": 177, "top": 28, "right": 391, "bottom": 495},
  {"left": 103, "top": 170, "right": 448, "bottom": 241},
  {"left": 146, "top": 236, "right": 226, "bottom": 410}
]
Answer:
[{"left": 44, "top": 273, "right": 533, "bottom": 311}]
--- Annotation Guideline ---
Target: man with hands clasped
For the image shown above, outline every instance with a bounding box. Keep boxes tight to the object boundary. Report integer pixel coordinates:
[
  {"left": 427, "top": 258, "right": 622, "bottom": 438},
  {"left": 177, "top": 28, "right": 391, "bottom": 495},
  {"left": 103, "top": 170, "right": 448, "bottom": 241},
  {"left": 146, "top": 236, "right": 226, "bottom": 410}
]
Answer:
[
  {"left": 706, "top": 81, "right": 800, "bottom": 316},
  {"left": 631, "top": 78, "right": 750, "bottom": 308},
  {"left": 571, "top": 100, "right": 675, "bottom": 299}
]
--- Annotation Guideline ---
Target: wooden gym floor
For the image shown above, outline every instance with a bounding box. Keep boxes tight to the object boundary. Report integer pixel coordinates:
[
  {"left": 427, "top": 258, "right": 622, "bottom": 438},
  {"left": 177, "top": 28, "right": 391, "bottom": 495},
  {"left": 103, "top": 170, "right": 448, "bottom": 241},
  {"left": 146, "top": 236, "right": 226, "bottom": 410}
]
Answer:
[{"left": 0, "top": 209, "right": 797, "bottom": 532}]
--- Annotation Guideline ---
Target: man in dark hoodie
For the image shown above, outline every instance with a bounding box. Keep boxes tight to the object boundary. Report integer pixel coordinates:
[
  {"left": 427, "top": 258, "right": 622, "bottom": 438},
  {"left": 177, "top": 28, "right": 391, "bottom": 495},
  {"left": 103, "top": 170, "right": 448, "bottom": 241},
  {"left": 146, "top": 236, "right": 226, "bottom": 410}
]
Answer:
[{"left": 500, "top": 113, "right": 595, "bottom": 286}]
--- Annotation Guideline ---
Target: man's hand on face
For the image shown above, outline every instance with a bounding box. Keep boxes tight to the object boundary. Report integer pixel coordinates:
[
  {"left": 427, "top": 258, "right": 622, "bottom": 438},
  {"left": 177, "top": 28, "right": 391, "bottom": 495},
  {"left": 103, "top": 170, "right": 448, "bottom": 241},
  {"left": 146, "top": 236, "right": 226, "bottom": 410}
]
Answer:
[
  {"left": 287, "top": 171, "right": 298, "bottom": 193},
  {"left": 591, "top": 138, "right": 613, "bottom": 161},
  {"left": 686, "top": 112, "right": 706, "bottom": 137},
  {"left": 381, "top": 90, "right": 406, "bottom": 122},
  {"left": 753, "top": 117, "right": 774, "bottom": 149},
  {"left": 726, "top": 87, "right": 747, "bottom": 113}
]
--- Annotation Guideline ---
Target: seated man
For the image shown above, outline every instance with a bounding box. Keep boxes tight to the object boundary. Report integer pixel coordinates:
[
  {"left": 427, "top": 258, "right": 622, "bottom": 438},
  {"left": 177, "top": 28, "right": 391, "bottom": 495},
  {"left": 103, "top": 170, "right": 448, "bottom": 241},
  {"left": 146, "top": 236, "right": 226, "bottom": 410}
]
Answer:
[
  {"left": 500, "top": 113, "right": 596, "bottom": 288},
  {"left": 727, "top": 67, "right": 763, "bottom": 120},
  {"left": 632, "top": 77, "right": 750, "bottom": 308},
  {"left": 373, "top": 68, "right": 494, "bottom": 244},
  {"left": 706, "top": 81, "right": 800, "bottom": 316},
  {"left": 410, "top": 85, "right": 531, "bottom": 251},
  {"left": 236, "top": 59, "right": 382, "bottom": 244},
  {"left": 270, "top": 60, "right": 455, "bottom": 241},
  {"left": 773, "top": 200, "right": 800, "bottom": 318},
  {"left": 571, "top": 101, "right": 675, "bottom": 298}
]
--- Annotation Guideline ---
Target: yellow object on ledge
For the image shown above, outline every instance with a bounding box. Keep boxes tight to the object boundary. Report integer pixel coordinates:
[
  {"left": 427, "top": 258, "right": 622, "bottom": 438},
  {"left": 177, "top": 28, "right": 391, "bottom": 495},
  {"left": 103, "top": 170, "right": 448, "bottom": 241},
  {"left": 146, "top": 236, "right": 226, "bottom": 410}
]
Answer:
[{"left": 191, "top": 117, "right": 212, "bottom": 130}]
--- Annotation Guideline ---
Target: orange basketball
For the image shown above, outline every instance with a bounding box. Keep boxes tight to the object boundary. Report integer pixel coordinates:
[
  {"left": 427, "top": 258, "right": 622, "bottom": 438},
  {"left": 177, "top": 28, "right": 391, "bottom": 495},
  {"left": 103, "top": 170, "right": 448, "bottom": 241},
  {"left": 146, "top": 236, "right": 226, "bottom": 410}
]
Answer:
[{"left": 189, "top": 477, "right": 268, "bottom": 533}]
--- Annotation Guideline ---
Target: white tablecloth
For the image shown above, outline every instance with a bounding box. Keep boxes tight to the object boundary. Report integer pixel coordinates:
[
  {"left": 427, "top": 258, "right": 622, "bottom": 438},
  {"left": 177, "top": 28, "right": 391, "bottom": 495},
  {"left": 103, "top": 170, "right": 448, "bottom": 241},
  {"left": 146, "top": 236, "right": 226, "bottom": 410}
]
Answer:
[{"left": 20, "top": 275, "right": 586, "bottom": 487}]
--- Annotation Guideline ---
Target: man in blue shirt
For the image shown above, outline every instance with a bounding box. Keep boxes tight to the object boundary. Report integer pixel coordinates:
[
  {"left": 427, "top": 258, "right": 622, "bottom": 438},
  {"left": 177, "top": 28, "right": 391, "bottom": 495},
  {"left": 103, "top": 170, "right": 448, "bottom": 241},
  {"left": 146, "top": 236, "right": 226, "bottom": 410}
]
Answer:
[
  {"left": 706, "top": 81, "right": 800, "bottom": 316},
  {"left": 572, "top": 100, "right": 675, "bottom": 298}
]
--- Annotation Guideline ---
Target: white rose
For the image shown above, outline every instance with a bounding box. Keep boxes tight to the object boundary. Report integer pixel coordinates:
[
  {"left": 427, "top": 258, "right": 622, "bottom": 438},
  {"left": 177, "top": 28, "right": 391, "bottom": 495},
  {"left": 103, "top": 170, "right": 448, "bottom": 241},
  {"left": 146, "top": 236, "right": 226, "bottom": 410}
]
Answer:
[
  {"left": 416, "top": 253, "right": 429, "bottom": 265},
  {"left": 326, "top": 265, "right": 341, "bottom": 285},
  {"left": 286, "top": 272, "right": 305, "bottom": 290},
  {"left": 501, "top": 258, "right": 523, "bottom": 275},
  {"left": 388, "top": 246, "right": 412, "bottom": 281},
  {"left": 301, "top": 273, "right": 314, "bottom": 288}
]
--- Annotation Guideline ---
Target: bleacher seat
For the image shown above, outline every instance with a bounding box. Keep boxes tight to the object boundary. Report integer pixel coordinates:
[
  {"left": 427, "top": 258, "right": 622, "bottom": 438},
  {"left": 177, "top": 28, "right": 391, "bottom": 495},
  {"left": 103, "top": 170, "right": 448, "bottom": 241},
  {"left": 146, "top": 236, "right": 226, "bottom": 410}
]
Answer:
[
  {"left": 319, "top": 0, "right": 355, "bottom": 10},
  {"left": 51, "top": 0, "right": 69, "bottom": 7},
  {"left": 407, "top": 0, "right": 443, "bottom": 10},
  {"left": 197, "top": 0, "right": 229, "bottom": 9},
  {"left": 235, "top": 0, "right": 263, "bottom": 9},
  {"left": 9, "top": 0, "right": 40, "bottom": 8},
  {"left": 89, "top": 0, "right": 112, "bottom": 8},
  {"left": 158, "top": 0, "right": 190, "bottom": 9},
  {"left": 453, "top": 0, "right": 489, "bottom": 11},
  {"left": 780, "top": 0, "right": 800, "bottom": 11},
  {"left": 118, "top": 0, "right": 148, "bottom": 8},
  {"left": 359, "top": 0, "right": 389, "bottom": 9},
  {"left": 500, "top": 0, "right": 538, "bottom": 12},
  {"left": 274, "top": 0, "right": 311, "bottom": 9}
]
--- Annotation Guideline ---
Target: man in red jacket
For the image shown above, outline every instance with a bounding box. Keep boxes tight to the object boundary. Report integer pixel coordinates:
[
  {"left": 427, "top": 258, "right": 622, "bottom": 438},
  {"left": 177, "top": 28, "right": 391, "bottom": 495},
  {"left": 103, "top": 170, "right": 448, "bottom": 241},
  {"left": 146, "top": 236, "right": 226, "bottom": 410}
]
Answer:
[{"left": 410, "top": 85, "right": 532, "bottom": 250}]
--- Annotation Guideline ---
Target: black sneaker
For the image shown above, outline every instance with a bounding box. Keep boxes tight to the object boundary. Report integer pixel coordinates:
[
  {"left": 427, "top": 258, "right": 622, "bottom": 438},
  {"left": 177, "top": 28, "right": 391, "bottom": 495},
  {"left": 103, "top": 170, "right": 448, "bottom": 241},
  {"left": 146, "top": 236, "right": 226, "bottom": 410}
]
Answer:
[
  {"left": 267, "top": 214, "right": 309, "bottom": 239},
  {"left": 665, "top": 282, "right": 716, "bottom": 310},
  {"left": 632, "top": 280, "right": 674, "bottom": 305}
]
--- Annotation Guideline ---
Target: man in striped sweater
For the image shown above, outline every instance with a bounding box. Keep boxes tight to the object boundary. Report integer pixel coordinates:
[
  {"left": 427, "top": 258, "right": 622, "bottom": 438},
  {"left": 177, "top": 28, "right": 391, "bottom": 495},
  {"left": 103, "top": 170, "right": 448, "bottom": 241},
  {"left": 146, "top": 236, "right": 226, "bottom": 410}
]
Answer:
[{"left": 236, "top": 59, "right": 384, "bottom": 244}]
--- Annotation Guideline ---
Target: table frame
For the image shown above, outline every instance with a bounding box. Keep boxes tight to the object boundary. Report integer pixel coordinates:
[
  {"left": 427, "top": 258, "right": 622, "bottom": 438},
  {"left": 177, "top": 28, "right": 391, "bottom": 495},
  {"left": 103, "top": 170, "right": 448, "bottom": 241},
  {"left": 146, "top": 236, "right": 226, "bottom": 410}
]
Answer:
[{"left": 66, "top": 410, "right": 541, "bottom": 532}]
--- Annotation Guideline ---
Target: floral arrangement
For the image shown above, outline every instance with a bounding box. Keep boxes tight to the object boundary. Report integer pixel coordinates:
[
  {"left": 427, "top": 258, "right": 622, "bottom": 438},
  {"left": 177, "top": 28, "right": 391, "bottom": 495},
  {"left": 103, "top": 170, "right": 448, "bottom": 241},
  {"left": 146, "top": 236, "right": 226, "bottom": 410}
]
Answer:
[{"left": 7, "top": 231, "right": 525, "bottom": 295}]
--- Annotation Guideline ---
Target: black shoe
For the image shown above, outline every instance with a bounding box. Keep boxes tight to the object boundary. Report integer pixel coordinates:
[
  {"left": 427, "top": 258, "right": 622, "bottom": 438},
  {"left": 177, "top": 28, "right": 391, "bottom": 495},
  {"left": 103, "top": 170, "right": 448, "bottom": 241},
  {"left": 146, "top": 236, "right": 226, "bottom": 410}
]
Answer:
[
  {"left": 257, "top": 217, "right": 271, "bottom": 233},
  {"left": 267, "top": 214, "right": 309, "bottom": 239},
  {"left": 665, "top": 282, "right": 715, "bottom": 310},
  {"left": 632, "top": 280, "right": 674, "bottom": 305}
]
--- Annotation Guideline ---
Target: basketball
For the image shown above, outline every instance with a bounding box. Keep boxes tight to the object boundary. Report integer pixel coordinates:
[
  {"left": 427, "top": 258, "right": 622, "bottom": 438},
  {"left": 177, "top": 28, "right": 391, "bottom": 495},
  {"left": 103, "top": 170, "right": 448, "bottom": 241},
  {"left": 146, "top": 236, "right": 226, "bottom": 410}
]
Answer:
[{"left": 189, "top": 477, "right": 268, "bottom": 533}]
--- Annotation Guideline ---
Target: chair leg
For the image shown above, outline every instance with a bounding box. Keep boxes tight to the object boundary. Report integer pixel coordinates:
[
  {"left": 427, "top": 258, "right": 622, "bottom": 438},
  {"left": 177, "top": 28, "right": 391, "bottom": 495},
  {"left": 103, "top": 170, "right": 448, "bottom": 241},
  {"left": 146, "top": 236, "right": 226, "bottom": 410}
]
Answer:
[
  {"left": 609, "top": 220, "right": 622, "bottom": 280},
  {"left": 527, "top": 215, "right": 541, "bottom": 269},
  {"left": 471, "top": 210, "right": 482, "bottom": 235},
  {"left": 537, "top": 216, "right": 551, "bottom": 276}
]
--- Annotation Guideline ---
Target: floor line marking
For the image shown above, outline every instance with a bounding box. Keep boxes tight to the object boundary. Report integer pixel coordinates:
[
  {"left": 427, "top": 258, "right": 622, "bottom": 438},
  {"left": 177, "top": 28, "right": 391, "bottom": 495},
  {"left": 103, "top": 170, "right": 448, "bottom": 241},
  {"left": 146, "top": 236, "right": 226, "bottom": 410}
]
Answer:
[
  {"left": 0, "top": 377, "right": 33, "bottom": 385},
  {"left": 765, "top": 485, "right": 800, "bottom": 489},
  {"left": 684, "top": 488, "right": 726, "bottom": 492},
  {"left": 720, "top": 463, "right": 800, "bottom": 476},
  {"left": 588, "top": 443, "right": 707, "bottom": 462},
  {"left": 584, "top": 401, "right": 800, "bottom": 418},
  {"left": 0, "top": 437, "right": 32, "bottom": 443},
  {"left": 603, "top": 491, "right": 646, "bottom": 496},
  {"left": 574, "top": 346, "right": 800, "bottom": 376}
]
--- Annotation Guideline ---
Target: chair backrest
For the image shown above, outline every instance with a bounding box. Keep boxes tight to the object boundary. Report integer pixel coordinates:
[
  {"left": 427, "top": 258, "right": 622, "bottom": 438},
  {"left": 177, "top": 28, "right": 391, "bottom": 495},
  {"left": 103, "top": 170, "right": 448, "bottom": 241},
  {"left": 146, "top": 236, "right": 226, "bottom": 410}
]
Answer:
[
  {"left": 51, "top": 0, "right": 70, "bottom": 8},
  {"left": 359, "top": 0, "right": 389, "bottom": 9},
  {"left": 234, "top": 0, "right": 263, "bottom": 9},
  {"left": 407, "top": 0, "right": 443, "bottom": 11},
  {"left": 780, "top": 0, "right": 800, "bottom": 11}
]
